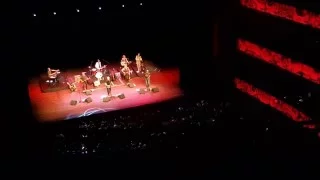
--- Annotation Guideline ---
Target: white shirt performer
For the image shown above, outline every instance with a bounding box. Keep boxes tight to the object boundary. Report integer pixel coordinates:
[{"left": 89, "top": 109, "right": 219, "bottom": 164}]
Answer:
[{"left": 95, "top": 59, "right": 102, "bottom": 70}]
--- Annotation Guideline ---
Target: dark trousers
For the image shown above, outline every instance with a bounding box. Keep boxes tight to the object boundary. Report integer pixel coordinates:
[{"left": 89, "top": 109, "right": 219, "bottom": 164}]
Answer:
[
  {"left": 125, "top": 74, "right": 130, "bottom": 83},
  {"left": 107, "top": 88, "right": 111, "bottom": 96},
  {"left": 145, "top": 78, "right": 150, "bottom": 88},
  {"left": 82, "top": 81, "right": 88, "bottom": 90}
]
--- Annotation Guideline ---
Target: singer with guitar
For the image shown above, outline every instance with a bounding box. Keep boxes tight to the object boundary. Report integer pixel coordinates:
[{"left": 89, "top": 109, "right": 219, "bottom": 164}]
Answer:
[{"left": 120, "top": 55, "right": 131, "bottom": 67}]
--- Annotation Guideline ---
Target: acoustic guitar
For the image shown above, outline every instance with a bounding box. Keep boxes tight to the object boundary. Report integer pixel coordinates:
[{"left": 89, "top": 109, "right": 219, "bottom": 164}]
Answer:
[
  {"left": 120, "top": 59, "right": 132, "bottom": 67},
  {"left": 67, "top": 82, "right": 77, "bottom": 92}
]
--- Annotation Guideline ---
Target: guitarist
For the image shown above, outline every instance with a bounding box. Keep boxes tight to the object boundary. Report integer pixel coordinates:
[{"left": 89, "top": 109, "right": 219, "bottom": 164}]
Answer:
[
  {"left": 95, "top": 59, "right": 102, "bottom": 70},
  {"left": 120, "top": 55, "right": 129, "bottom": 67},
  {"left": 121, "top": 65, "right": 131, "bottom": 84}
]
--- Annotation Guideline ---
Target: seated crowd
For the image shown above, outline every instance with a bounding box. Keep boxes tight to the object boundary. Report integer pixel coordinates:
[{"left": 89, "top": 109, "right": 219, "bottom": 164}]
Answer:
[
  {"left": 54, "top": 98, "right": 232, "bottom": 158},
  {"left": 52, "top": 91, "right": 320, "bottom": 159}
]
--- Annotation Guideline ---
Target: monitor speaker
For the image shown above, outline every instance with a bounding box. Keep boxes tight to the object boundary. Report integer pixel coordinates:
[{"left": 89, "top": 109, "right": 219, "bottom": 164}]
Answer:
[
  {"left": 85, "top": 90, "right": 92, "bottom": 95},
  {"left": 138, "top": 88, "right": 146, "bottom": 94},
  {"left": 118, "top": 93, "right": 125, "bottom": 99},
  {"left": 70, "top": 100, "right": 77, "bottom": 105},
  {"left": 127, "top": 83, "right": 135, "bottom": 88},
  {"left": 151, "top": 87, "right": 159, "bottom": 93},
  {"left": 103, "top": 96, "right": 111, "bottom": 102},
  {"left": 85, "top": 97, "right": 92, "bottom": 103}
]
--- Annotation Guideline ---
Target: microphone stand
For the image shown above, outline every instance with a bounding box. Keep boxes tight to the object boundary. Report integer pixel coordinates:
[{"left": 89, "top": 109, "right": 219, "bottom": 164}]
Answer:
[{"left": 78, "top": 88, "right": 82, "bottom": 103}]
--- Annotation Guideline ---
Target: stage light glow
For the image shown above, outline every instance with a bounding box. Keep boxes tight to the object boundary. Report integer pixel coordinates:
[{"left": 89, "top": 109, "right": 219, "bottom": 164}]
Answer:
[
  {"left": 238, "top": 39, "right": 320, "bottom": 85},
  {"left": 240, "top": 0, "right": 320, "bottom": 30},
  {"left": 234, "top": 78, "right": 310, "bottom": 122},
  {"left": 28, "top": 67, "right": 182, "bottom": 122},
  {"left": 33, "top": 13, "right": 36, "bottom": 17},
  {"left": 76, "top": 9, "right": 80, "bottom": 12}
]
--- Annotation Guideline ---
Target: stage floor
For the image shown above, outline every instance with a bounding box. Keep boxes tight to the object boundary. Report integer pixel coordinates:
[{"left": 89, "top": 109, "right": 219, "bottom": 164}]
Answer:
[{"left": 28, "top": 65, "right": 182, "bottom": 122}]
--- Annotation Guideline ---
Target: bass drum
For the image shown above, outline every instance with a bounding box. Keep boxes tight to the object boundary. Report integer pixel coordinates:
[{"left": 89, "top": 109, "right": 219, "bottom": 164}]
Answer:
[
  {"left": 94, "top": 80, "right": 100, "bottom": 87},
  {"left": 95, "top": 72, "right": 103, "bottom": 79}
]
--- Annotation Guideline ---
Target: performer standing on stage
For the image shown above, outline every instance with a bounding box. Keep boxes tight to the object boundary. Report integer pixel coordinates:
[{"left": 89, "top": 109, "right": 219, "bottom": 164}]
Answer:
[
  {"left": 144, "top": 69, "right": 151, "bottom": 91},
  {"left": 121, "top": 65, "right": 131, "bottom": 84},
  {"left": 80, "top": 72, "right": 89, "bottom": 91},
  {"left": 95, "top": 59, "right": 102, "bottom": 70},
  {"left": 105, "top": 76, "right": 114, "bottom": 96},
  {"left": 120, "top": 55, "right": 129, "bottom": 67},
  {"left": 135, "top": 53, "right": 143, "bottom": 73}
]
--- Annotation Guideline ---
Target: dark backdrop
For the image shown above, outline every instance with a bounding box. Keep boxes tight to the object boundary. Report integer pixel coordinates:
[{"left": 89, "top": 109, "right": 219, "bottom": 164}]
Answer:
[{"left": 12, "top": 1, "right": 214, "bottom": 77}]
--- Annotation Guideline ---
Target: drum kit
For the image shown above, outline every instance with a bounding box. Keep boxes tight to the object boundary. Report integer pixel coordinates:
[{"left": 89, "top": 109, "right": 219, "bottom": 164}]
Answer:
[
  {"left": 89, "top": 65, "right": 105, "bottom": 76},
  {"left": 87, "top": 64, "right": 111, "bottom": 87},
  {"left": 85, "top": 58, "right": 137, "bottom": 87}
]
